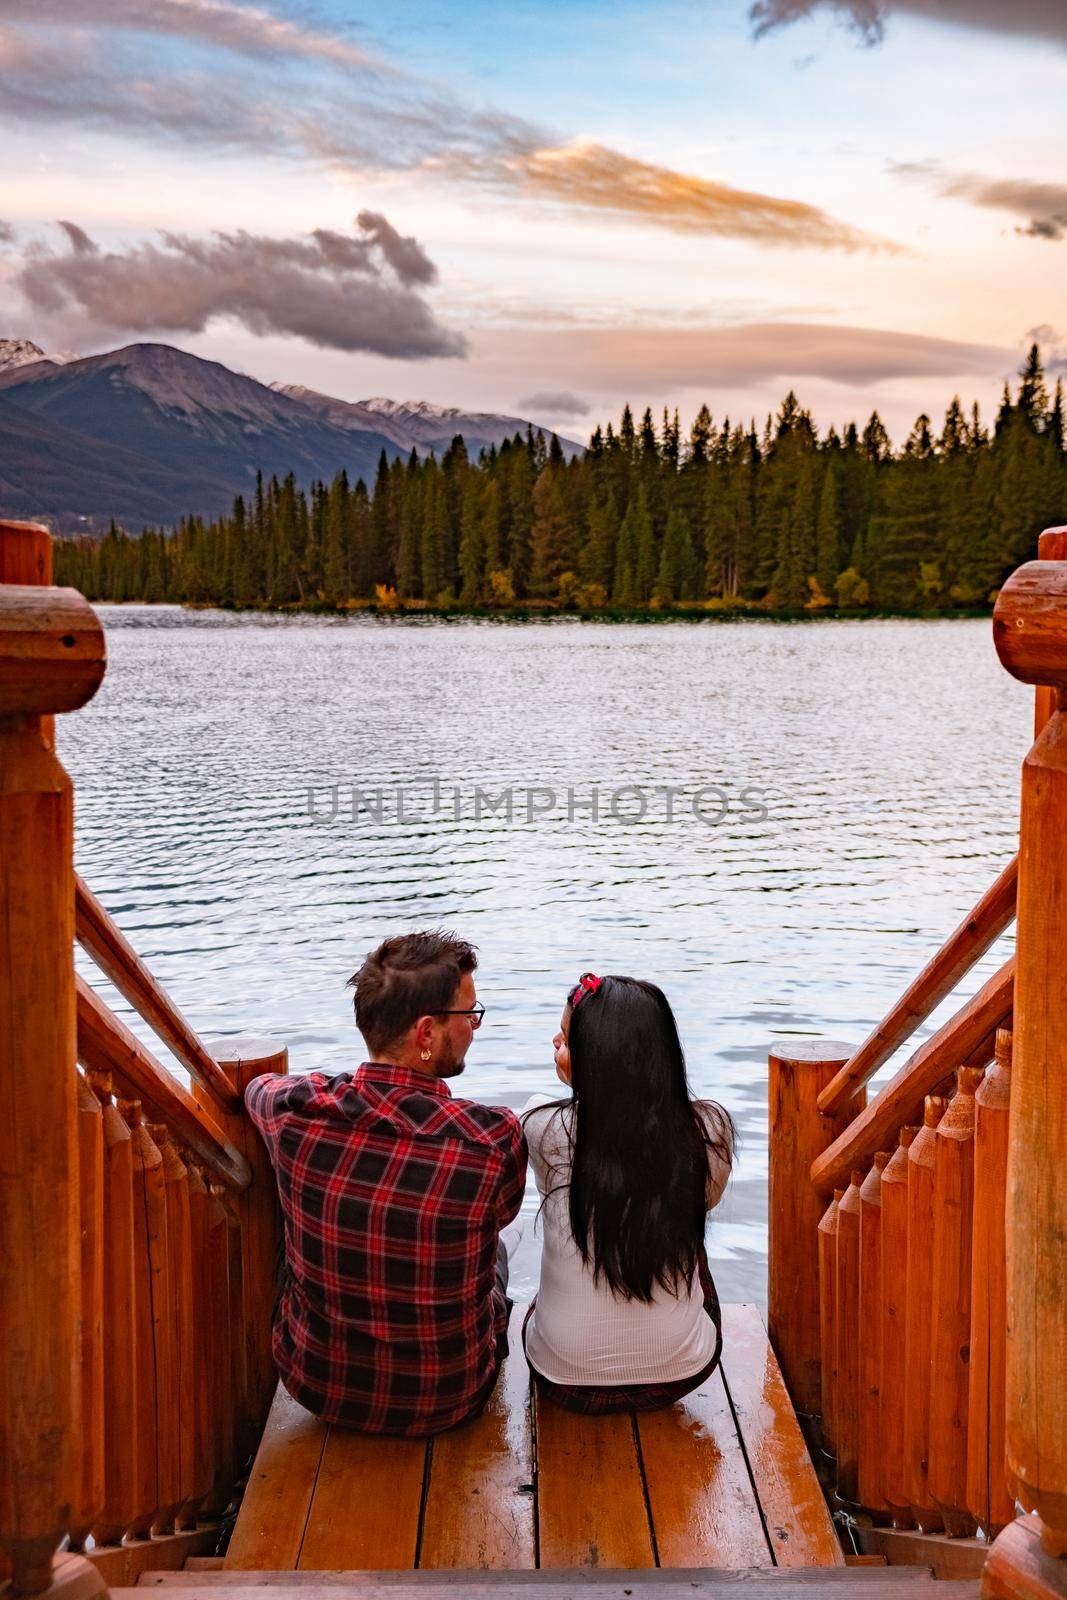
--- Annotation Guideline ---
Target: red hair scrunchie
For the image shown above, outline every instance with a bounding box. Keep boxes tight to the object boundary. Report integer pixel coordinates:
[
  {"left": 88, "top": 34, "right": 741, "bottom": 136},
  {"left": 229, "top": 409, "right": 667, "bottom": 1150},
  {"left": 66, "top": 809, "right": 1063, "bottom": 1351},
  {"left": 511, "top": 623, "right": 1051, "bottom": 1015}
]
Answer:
[{"left": 570, "top": 971, "right": 601, "bottom": 1008}]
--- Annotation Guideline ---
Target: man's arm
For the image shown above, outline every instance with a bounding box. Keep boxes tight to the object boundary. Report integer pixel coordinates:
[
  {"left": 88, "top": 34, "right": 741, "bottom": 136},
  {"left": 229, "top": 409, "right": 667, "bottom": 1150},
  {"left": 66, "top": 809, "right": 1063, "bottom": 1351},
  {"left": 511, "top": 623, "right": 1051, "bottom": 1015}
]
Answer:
[
  {"left": 243, "top": 1071, "right": 294, "bottom": 1141},
  {"left": 494, "top": 1110, "right": 528, "bottom": 1231}
]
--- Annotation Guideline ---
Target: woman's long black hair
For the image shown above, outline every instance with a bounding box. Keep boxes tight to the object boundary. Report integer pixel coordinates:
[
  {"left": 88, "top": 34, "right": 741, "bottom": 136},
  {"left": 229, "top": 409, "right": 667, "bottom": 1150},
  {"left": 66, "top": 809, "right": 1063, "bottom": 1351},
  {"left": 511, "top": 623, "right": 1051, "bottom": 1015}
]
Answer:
[{"left": 532, "top": 974, "right": 735, "bottom": 1304}]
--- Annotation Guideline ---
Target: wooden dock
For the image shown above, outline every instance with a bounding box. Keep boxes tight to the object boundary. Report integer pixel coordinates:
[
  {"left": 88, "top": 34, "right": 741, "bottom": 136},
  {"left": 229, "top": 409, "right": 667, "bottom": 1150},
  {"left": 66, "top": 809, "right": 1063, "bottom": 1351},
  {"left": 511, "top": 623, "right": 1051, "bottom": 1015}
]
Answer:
[{"left": 222, "top": 1304, "right": 841, "bottom": 1575}]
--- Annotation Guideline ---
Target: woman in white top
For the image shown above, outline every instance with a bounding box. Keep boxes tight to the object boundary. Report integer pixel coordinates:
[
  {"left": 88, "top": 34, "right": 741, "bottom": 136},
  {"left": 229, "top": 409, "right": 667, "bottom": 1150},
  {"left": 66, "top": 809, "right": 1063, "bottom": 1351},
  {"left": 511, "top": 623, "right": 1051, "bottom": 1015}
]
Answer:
[{"left": 520, "top": 971, "right": 734, "bottom": 1413}]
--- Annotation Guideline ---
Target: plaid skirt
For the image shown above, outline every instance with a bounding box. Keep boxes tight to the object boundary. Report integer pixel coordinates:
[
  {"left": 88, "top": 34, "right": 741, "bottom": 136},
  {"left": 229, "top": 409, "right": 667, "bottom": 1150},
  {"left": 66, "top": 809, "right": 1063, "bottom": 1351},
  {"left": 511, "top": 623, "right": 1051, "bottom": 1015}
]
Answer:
[{"left": 523, "top": 1257, "right": 722, "bottom": 1415}]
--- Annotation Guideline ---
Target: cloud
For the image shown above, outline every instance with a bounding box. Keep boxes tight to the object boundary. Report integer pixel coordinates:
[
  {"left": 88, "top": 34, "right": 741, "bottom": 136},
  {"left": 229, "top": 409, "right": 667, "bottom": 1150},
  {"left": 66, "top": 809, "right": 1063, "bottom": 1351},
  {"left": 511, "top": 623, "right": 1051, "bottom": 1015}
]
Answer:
[
  {"left": 468, "top": 140, "right": 897, "bottom": 252},
  {"left": 15, "top": 216, "right": 466, "bottom": 358},
  {"left": 0, "top": 9, "right": 887, "bottom": 256},
  {"left": 516, "top": 390, "right": 591, "bottom": 417},
  {"left": 354, "top": 211, "right": 436, "bottom": 286},
  {"left": 485, "top": 321, "right": 1013, "bottom": 394},
  {"left": 0, "top": 0, "right": 379, "bottom": 71},
  {"left": 0, "top": 219, "right": 15, "bottom": 243},
  {"left": 893, "top": 161, "right": 1067, "bottom": 242},
  {"left": 58, "top": 220, "right": 97, "bottom": 255},
  {"left": 750, "top": 0, "right": 1067, "bottom": 46}
]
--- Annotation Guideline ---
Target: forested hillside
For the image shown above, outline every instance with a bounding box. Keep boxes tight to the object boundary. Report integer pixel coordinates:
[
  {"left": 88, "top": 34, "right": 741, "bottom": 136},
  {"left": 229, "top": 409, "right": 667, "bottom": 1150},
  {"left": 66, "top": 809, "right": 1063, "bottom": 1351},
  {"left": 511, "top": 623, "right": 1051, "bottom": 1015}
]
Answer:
[{"left": 55, "top": 347, "right": 1066, "bottom": 615}]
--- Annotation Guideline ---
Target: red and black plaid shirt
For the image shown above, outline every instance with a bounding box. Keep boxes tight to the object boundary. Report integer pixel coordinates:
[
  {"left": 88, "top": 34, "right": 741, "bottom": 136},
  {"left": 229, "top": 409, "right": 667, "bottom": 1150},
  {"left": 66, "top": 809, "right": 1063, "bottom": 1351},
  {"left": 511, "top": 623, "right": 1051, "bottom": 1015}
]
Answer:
[{"left": 245, "top": 1064, "right": 526, "bottom": 1436}]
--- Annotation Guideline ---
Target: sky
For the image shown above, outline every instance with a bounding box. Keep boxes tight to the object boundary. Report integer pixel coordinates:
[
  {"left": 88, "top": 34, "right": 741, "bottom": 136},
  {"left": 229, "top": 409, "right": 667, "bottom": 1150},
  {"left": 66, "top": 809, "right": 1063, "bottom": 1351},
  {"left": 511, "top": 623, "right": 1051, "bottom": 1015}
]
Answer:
[{"left": 0, "top": 0, "right": 1064, "bottom": 442}]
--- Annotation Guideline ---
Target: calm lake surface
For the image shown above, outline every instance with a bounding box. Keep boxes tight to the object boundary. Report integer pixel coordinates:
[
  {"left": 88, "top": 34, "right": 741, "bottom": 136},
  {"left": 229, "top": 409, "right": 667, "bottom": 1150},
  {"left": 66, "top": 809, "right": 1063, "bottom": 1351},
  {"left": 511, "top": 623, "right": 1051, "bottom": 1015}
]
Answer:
[{"left": 66, "top": 606, "right": 1029, "bottom": 1305}]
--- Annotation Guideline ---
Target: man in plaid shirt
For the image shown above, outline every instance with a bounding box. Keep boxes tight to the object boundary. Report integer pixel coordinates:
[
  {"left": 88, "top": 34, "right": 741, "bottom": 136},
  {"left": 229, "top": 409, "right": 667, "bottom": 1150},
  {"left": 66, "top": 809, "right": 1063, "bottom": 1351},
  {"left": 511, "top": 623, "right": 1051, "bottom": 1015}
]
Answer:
[{"left": 245, "top": 930, "right": 526, "bottom": 1435}]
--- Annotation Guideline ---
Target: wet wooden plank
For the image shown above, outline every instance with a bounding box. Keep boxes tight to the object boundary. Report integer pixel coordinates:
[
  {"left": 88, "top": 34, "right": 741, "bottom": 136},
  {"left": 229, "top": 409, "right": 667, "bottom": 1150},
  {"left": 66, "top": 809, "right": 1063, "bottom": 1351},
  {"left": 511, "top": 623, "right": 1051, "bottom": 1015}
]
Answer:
[
  {"left": 419, "top": 1306, "right": 535, "bottom": 1570},
  {"left": 636, "top": 1365, "right": 772, "bottom": 1569},
  {"left": 718, "top": 1304, "right": 844, "bottom": 1568},
  {"left": 224, "top": 1386, "right": 327, "bottom": 1571},
  {"left": 533, "top": 1391, "right": 655, "bottom": 1570},
  {"left": 297, "top": 1429, "right": 427, "bottom": 1570}
]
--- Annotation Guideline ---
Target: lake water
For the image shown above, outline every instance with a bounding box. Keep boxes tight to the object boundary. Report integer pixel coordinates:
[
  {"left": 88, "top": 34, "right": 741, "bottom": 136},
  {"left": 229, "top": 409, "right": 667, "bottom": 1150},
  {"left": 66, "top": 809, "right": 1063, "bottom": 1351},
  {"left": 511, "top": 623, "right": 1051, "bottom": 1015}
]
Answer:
[{"left": 64, "top": 606, "right": 1030, "bottom": 1305}]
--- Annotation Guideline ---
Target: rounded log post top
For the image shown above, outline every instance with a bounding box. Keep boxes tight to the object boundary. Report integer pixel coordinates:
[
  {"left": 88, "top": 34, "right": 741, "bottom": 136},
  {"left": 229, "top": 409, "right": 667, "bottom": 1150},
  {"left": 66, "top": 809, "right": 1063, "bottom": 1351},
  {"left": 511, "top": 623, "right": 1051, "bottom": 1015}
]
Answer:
[
  {"left": 768, "top": 1039, "right": 853, "bottom": 1067},
  {"left": 0, "top": 520, "right": 52, "bottom": 585},
  {"left": 993, "top": 560, "right": 1067, "bottom": 688},
  {"left": 208, "top": 1036, "right": 288, "bottom": 1071},
  {"left": 0, "top": 584, "right": 106, "bottom": 717}
]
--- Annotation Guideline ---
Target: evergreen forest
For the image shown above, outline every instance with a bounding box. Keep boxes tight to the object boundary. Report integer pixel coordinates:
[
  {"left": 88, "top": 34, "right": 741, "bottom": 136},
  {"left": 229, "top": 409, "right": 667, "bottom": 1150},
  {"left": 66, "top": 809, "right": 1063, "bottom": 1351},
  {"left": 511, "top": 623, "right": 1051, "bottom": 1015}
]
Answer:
[{"left": 55, "top": 347, "right": 1067, "bottom": 617}]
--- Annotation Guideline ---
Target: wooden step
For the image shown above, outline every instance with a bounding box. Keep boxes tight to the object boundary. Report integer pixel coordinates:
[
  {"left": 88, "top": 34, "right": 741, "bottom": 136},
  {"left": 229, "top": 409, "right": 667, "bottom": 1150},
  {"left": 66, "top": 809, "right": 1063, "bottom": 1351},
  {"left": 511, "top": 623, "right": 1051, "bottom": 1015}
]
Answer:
[
  {"left": 145, "top": 1568, "right": 941, "bottom": 1586},
  {"left": 120, "top": 1579, "right": 983, "bottom": 1600},
  {"left": 226, "top": 1303, "right": 841, "bottom": 1573}
]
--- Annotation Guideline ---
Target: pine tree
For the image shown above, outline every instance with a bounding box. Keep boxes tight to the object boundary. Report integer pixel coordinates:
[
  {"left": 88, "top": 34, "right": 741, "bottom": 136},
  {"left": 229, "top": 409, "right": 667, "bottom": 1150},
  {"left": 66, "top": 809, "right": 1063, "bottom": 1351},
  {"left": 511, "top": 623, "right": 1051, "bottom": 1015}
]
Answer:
[
  {"left": 612, "top": 497, "right": 640, "bottom": 605},
  {"left": 815, "top": 464, "right": 841, "bottom": 596},
  {"left": 529, "top": 468, "right": 573, "bottom": 597},
  {"left": 632, "top": 488, "right": 658, "bottom": 601},
  {"left": 654, "top": 507, "right": 695, "bottom": 603}
]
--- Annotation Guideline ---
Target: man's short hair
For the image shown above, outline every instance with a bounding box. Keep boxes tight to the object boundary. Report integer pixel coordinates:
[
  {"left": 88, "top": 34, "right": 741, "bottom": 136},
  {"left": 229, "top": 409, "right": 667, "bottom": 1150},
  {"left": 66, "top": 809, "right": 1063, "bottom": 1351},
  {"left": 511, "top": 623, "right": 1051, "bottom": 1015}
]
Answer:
[{"left": 349, "top": 929, "right": 478, "bottom": 1056}]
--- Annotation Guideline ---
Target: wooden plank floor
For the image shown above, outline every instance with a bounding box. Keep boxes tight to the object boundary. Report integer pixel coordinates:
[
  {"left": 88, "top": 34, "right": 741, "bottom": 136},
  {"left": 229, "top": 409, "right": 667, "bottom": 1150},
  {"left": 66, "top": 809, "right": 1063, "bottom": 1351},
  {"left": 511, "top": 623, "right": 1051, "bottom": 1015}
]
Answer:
[{"left": 226, "top": 1304, "right": 843, "bottom": 1574}]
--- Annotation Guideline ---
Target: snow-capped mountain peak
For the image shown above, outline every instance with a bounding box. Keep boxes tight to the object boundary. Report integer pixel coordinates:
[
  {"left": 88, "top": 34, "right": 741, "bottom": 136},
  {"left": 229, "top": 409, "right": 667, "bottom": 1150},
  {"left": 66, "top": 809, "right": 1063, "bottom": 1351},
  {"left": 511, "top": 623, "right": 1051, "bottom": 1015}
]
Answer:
[{"left": 0, "top": 338, "right": 76, "bottom": 374}]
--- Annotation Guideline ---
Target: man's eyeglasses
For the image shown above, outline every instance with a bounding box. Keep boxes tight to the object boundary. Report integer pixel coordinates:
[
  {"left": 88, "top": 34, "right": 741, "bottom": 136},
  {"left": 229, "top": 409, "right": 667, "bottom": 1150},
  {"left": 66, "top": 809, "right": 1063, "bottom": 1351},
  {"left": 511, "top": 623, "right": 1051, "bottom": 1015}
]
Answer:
[{"left": 435, "top": 1005, "right": 485, "bottom": 1027}]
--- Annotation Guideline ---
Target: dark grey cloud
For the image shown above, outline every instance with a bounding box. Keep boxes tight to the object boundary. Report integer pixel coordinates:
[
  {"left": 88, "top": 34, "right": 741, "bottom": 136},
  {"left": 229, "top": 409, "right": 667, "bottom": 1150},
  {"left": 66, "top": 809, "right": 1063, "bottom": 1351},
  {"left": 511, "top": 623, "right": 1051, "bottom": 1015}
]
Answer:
[
  {"left": 355, "top": 211, "right": 436, "bottom": 286},
  {"left": 16, "top": 216, "right": 466, "bottom": 358},
  {"left": 517, "top": 390, "right": 591, "bottom": 417},
  {"left": 58, "top": 220, "right": 97, "bottom": 255},
  {"left": 0, "top": 219, "right": 15, "bottom": 243},
  {"left": 893, "top": 161, "right": 1067, "bottom": 242},
  {"left": 750, "top": 0, "right": 1067, "bottom": 46}
]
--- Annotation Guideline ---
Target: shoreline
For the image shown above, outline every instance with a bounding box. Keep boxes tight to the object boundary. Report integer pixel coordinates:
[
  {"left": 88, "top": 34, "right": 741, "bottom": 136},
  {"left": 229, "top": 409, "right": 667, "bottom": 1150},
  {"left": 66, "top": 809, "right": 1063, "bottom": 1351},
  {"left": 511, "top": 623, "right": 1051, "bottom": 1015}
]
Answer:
[{"left": 95, "top": 596, "right": 997, "bottom": 623}]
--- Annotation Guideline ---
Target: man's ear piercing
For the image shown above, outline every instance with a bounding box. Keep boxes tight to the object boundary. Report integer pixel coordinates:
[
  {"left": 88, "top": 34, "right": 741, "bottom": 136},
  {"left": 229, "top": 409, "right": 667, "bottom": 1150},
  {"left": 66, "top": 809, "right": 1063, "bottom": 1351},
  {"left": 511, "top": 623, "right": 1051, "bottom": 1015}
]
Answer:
[{"left": 420, "top": 1048, "right": 432, "bottom": 1062}]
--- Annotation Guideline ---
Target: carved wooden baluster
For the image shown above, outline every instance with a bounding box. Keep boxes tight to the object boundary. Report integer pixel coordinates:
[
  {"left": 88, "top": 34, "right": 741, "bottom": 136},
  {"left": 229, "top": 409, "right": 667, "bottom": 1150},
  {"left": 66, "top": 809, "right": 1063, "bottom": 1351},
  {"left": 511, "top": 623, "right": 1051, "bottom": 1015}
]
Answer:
[
  {"left": 177, "top": 1160, "right": 212, "bottom": 1531},
  {"left": 880, "top": 1126, "right": 918, "bottom": 1528},
  {"left": 858, "top": 1152, "right": 891, "bottom": 1514},
  {"left": 817, "top": 1189, "right": 842, "bottom": 1457},
  {"left": 120, "top": 1100, "right": 162, "bottom": 1538},
  {"left": 149, "top": 1125, "right": 193, "bottom": 1534},
  {"left": 201, "top": 1183, "right": 237, "bottom": 1516},
  {"left": 835, "top": 1170, "right": 864, "bottom": 1503},
  {"left": 929, "top": 1065, "right": 984, "bottom": 1537},
  {"left": 967, "top": 1028, "right": 1014, "bottom": 1539},
  {"left": 68, "top": 1075, "right": 105, "bottom": 1551},
  {"left": 88, "top": 1073, "right": 139, "bottom": 1550},
  {"left": 905, "top": 1093, "right": 949, "bottom": 1530}
]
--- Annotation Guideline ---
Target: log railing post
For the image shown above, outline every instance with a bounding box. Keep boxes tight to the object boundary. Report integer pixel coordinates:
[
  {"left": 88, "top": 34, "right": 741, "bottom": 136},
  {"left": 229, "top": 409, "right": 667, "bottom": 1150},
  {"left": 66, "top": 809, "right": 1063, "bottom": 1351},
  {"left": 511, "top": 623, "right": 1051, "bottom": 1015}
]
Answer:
[
  {"left": 985, "top": 557, "right": 1067, "bottom": 1597},
  {"left": 767, "top": 1039, "right": 857, "bottom": 1417},
  {"left": 0, "top": 531, "right": 106, "bottom": 1595}
]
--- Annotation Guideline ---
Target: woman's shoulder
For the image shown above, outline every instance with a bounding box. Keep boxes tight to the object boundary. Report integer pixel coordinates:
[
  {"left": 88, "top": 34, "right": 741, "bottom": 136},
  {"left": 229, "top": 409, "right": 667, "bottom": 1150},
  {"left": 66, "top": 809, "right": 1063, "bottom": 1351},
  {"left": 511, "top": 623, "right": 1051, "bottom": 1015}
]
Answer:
[
  {"left": 520, "top": 1093, "right": 572, "bottom": 1156},
  {"left": 691, "top": 1098, "right": 734, "bottom": 1207}
]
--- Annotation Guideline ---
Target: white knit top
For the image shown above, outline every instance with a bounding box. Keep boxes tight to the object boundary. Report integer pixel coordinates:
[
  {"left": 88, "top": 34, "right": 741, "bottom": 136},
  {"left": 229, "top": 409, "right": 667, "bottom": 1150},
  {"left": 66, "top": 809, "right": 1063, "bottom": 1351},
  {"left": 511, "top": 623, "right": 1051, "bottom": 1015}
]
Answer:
[{"left": 520, "top": 1093, "right": 731, "bottom": 1386}]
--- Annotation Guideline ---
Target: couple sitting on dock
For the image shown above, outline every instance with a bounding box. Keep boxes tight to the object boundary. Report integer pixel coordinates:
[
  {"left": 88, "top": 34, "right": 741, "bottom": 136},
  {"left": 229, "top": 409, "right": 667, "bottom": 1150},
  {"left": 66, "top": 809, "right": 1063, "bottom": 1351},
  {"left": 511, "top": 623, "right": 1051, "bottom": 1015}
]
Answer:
[{"left": 245, "top": 930, "right": 734, "bottom": 1437}]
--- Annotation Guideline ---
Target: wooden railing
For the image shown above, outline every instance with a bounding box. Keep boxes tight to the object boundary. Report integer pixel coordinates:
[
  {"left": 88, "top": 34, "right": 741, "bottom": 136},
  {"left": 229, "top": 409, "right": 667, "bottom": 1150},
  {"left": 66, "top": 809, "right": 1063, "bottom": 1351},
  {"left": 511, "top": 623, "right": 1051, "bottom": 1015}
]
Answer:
[
  {"left": 0, "top": 523, "right": 287, "bottom": 1596},
  {"left": 767, "top": 526, "right": 1067, "bottom": 1598}
]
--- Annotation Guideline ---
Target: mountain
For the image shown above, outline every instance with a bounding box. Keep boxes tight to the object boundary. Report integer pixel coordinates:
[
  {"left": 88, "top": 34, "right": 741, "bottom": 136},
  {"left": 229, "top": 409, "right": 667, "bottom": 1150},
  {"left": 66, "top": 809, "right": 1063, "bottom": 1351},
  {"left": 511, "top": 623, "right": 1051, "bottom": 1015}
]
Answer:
[
  {"left": 273, "top": 385, "right": 584, "bottom": 460},
  {"left": 0, "top": 341, "right": 584, "bottom": 534},
  {"left": 0, "top": 343, "right": 403, "bottom": 532}
]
